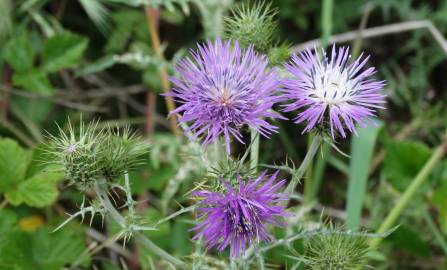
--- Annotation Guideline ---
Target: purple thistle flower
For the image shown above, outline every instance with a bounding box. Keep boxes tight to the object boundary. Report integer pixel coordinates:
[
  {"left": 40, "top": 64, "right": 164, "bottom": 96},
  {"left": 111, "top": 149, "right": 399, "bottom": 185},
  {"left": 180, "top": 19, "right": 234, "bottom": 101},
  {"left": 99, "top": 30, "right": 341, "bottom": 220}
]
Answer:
[
  {"left": 169, "top": 39, "right": 284, "bottom": 153},
  {"left": 192, "top": 171, "right": 287, "bottom": 257},
  {"left": 282, "top": 46, "right": 386, "bottom": 138}
]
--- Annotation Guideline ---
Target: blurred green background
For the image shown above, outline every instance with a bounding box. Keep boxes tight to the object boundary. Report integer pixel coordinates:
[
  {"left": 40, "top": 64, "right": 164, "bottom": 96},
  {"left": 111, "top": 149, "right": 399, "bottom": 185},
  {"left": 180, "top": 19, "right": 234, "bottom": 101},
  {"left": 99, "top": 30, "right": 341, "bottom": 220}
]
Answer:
[{"left": 1, "top": 0, "right": 447, "bottom": 269}]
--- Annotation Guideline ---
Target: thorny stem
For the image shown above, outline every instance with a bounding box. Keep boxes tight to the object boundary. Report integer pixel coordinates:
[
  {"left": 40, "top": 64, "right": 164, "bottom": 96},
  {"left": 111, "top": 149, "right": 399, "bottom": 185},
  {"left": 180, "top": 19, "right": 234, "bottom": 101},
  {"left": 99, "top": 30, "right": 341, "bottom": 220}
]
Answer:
[
  {"left": 250, "top": 129, "right": 260, "bottom": 172},
  {"left": 369, "top": 131, "right": 447, "bottom": 250},
  {"left": 124, "top": 172, "right": 134, "bottom": 217},
  {"left": 156, "top": 205, "right": 196, "bottom": 226},
  {"left": 93, "top": 183, "right": 187, "bottom": 268},
  {"left": 144, "top": 7, "right": 181, "bottom": 137},
  {"left": 285, "top": 134, "right": 322, "bottom": 198}
]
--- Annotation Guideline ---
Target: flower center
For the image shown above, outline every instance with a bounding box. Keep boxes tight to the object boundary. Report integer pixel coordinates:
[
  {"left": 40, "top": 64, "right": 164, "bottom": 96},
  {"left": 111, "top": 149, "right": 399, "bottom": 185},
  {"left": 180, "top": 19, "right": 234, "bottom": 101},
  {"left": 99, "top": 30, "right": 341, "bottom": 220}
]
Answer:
[
  {"left": 66, "top": 143, "right": 77, "bottom": 153},
  {"left": 313, "top": 68, "right": 352, "bottom": 105},
  {"left": 217, "top": 87, "right": 231, "bottom": 107}
]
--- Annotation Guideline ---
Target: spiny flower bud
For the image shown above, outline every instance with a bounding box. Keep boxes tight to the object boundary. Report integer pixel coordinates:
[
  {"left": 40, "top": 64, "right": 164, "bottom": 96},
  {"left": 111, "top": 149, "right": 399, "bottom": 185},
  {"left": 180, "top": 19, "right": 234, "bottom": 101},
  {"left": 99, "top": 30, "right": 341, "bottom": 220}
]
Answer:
[
  {"left": 47, "top": 120, "right": 103, "bottom": 190},
  {"left": 97, "top": 127, "right": 150, "bottom": 181},
  {"left": 302, "top": 228, "right": 370, "bottom": 269},
  {"left": 224, "top": 1, "right": 278, "bottom": 53},
  {"left": 47, "top": 120, "right": 150, "bottom": 190},
  {"left": 208, "top": 158, "right": 255, "bottom": 193}
]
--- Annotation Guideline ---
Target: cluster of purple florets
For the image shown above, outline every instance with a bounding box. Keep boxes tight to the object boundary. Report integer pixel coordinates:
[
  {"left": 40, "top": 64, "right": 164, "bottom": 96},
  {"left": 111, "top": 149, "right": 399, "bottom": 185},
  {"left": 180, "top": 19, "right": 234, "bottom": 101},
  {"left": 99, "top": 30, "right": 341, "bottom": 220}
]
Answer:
[{"left": 168, "top": 39, "right": 385, "bottom": 257}]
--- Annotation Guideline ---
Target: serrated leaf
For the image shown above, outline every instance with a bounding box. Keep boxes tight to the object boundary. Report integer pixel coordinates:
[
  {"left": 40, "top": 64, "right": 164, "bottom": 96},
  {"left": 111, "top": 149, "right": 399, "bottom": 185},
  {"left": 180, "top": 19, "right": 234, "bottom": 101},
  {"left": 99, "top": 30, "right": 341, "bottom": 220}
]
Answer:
[
  {"left": 33, "top": 228, "right": 90, "bottom": 268},
  {"left": 20, "top": 171, "right": 62, "bottom": 207},
  {"left": 42, "top": 31, "right": 88, "bottom": 73},
  {"left": 0, "top": 227, "right": 90, "bottom": 270},
  {"left": 12, "top": 69, "right": 53, "bottom": 95},
  {"left": 3, "top": 33, "right": 34, "bottom": 73},
  {"left": 383, "top": 140, "right": 432, "bottom": 191},
  {"left": 0, "top": 139, "right": 31, "bottom": 193},
  {"left": 6, "top": 171, "right": 62, "bottom": 207}
]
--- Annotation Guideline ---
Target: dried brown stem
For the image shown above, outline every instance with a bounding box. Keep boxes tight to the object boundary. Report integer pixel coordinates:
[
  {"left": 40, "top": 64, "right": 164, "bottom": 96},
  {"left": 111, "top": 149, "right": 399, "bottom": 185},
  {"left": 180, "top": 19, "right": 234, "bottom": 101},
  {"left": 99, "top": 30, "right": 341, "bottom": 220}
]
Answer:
[
  {"left": 293, "top": 20, "right": 447, "bottom": 55},
  {"left": 145, "top": 7, "right": 181, "bottom": 137}
]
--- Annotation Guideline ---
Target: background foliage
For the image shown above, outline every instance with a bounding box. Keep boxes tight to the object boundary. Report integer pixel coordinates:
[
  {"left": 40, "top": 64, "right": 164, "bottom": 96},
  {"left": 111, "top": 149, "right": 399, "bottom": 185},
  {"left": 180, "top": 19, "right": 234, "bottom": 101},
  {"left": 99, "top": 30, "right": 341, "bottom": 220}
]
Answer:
[{"left": 1, "top": 0, "right": 447, "bottom": 269}]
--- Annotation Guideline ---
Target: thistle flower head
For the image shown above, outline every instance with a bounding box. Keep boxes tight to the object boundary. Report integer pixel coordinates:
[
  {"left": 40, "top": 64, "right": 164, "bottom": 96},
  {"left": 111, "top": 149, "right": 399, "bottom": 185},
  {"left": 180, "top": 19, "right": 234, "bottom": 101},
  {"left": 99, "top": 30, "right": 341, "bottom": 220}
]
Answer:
[
  {"left": 169, "top": 39, "right": 283, "bottom": 153},
  {"left": 283, "top": 46, "right": 386, "bottom": 138},
  {"left": 192, "top": 171, "right": 287, "bottom": 257}
]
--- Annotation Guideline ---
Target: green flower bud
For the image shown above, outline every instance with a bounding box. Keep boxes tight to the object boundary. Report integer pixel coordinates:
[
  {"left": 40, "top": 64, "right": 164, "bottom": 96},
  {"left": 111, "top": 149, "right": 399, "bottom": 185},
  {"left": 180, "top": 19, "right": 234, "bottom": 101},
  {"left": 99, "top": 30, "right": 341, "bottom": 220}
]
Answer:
[
  {"left": 302, "top": 228, "right": 370, "bottom": 270},
  {"left": 268, "top": 44, "right": 291, "bottom": 66},
  {"left": 48, "top": 120, "right": 150, "bottom": 190},
  {"left": 224, "top": 1, "right": 278, "bottom": 53},
  {"left": 97, "top": 127, "right": 150, "bottom": 181}
]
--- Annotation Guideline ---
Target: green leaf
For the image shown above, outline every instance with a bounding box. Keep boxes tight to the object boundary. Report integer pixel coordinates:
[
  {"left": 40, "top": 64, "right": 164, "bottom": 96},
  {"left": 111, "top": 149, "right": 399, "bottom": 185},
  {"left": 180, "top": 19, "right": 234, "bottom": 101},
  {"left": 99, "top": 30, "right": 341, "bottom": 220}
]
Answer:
[
  {"left": 0, "top": 227, "right": 90, "bottom": 270},
  {"left": 171, "top": 221, "right": 192, "bottom": 255},
  {"left": 6, "top": 171, "right": 62, "bottom": 207},
  {"left": 346, "top": 123, "right": 382, "bottom": 229},
  {"left": 0, "top": 209, "right": 17, "bottom": 232},
  {"left": 42, "top": 31, "right": 88, "bottom": 73},
  {"left": 387, "top": 225, "right": 431, "bottom": 256},
  {"left": 33, "top": 228, "right": 90, "bottom": 269},
  {"left": 0, "top": 139, "right": 31, "bottom": 192},
  {"left": 12, "top": 69, "right": 53, "bottom": 95},
  {"left": 11, "top": 97, "right": 53, "bottom": 125},
  {"left": 3, "top": 33, "right": 34, "bottom": 73},
  {"left": 146, "top": 165, "right": 177, "bottom": 192},
  {"left": 383, "top": 140, "right": 432, "bottom": 191},
  {"left": 75, "top": 55, "right": 116, "bottom": 77},
  {"left": 432, "top": 179, "right": 447, "bottom": 234}
]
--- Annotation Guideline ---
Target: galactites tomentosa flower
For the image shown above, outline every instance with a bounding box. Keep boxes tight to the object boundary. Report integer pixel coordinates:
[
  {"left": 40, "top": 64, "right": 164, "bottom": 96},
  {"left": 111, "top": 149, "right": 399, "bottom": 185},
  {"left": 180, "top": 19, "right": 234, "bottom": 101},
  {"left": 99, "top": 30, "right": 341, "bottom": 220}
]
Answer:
[
  {"left": 283, "top": 46, "right": 386, "bottom": 138},
  {"left": 192, "top": 171, "right": 287, "bottom": 257},
  {"left": 168, "top": 39, "right": 284, "bottom": 153}
]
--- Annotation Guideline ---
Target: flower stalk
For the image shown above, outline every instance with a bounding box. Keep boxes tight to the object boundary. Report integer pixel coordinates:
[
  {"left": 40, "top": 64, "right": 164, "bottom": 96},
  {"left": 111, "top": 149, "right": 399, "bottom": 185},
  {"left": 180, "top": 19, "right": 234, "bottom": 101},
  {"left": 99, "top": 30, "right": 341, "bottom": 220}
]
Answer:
[
  {"left": 250, "top": 128, "right": 260, "bottom": 172},
  {"left": 94, "top": 182, "right": 187, "bottom": 268},
  {"left": 285, "top": 134, "right": 322, "bottom": 197}
]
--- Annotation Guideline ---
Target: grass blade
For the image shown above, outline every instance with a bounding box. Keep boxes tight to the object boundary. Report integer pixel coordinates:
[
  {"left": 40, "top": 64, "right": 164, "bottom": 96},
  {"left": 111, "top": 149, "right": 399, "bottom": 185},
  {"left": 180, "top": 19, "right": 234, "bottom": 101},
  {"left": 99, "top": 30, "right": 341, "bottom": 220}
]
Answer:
[{"left": 346, "top": 122, "right": 383, "bottom": 229}]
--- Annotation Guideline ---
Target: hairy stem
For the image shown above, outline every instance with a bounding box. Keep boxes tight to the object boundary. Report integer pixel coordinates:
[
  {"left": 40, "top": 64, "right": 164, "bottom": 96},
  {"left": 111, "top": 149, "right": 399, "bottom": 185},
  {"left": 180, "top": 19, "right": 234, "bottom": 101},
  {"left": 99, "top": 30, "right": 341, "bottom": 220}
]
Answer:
[
  {"left": 250, "top": 129, "right": 260, "bottom": 172},
  {"left": 124, "top": 172, "right": 134, "bottom": 217},
  {"left": 94, "top": 183, "right": 187, "bottom": 268},
  {"left": 285, "top": 134, "right": 322, "bottom": 197},
  {"left": 369, "top": 133, "right": 447, "bottom": 250}
]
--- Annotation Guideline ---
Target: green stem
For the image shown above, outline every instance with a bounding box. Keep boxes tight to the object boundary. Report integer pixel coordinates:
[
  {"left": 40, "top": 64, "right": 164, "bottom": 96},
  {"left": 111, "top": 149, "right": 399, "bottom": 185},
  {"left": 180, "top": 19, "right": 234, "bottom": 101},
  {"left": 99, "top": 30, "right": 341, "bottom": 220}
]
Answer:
[
  {"left": 308, "top": 142, "right": 330, "bottom": 202},
  {"left": 285, "top": 134, "right": 322, "bottom": 196},
  {"left": 250, "top": 128, "right": 260, "bottom": 172},
  {"left": 94, "top": 183, "right": 187, "bottom": 268},
  {"left": 369, "top": 135, "right": 447, "bottom": 250},
  {"left": 124, "top": 172, "right": 135, "bottom": 217},
  {"left": 321, "top": 0, "right": 334, "bottom": 48},
  {"left": 423, "top": 210, "right": 447, "bottom": 255}
]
